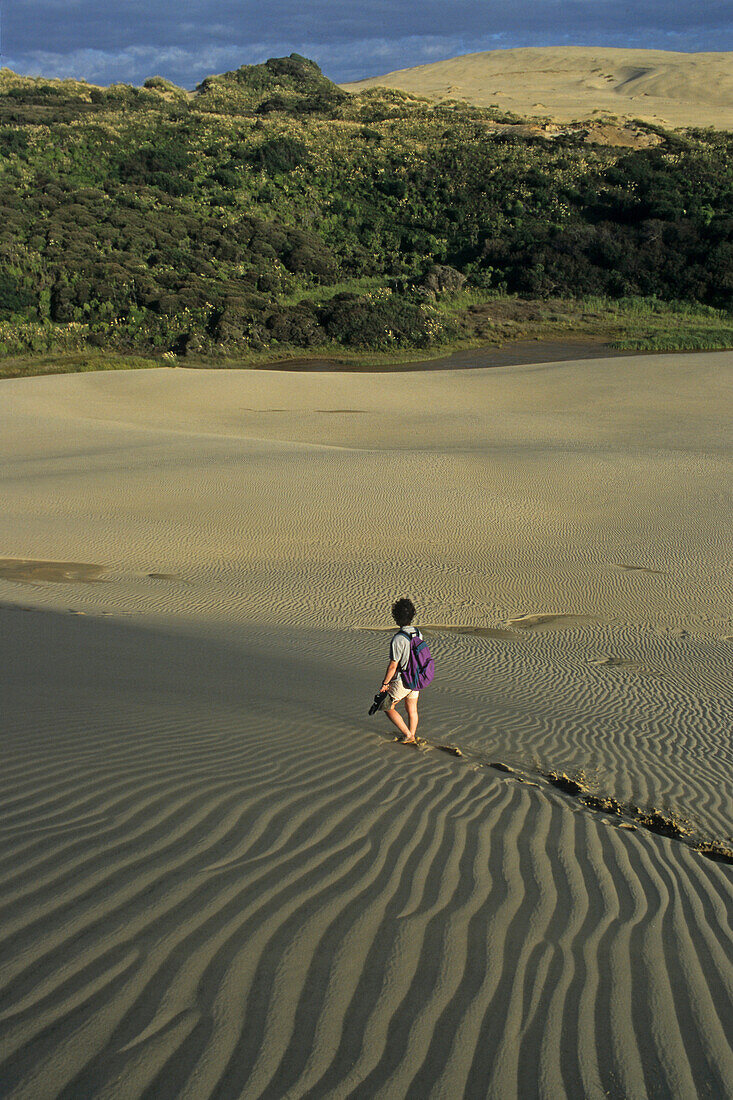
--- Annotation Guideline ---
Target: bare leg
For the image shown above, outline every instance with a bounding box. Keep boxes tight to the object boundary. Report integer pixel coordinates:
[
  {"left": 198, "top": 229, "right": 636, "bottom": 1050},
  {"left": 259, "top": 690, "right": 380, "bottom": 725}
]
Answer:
[
  {"left": 384, "top": 703, "right": 415, "bottom": 742},
  {"left": 405, "top": 695, "right": 419, "bottom": 739}
]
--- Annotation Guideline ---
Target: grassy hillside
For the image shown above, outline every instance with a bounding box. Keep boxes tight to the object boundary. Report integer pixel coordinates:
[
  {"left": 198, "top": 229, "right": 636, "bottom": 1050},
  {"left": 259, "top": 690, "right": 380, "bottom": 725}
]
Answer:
[{"left": 0, "top": 54, "right": 731, "bottom": 370}]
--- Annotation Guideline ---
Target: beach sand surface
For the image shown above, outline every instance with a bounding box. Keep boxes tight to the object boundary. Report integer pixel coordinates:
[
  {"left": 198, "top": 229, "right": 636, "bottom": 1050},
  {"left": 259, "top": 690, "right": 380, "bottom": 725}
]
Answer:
[
  {"left": 342, "top": 46, "right": 733, "bottom": 129},
  {"left": 0, "top": 352, "right": 731, "bottom": 1098}
]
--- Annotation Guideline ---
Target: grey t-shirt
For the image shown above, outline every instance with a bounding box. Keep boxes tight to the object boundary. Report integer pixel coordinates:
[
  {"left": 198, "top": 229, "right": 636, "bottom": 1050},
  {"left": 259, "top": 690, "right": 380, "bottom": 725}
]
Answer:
[{"left": 390, "top": 625, "right": 418, "bottom": 679}]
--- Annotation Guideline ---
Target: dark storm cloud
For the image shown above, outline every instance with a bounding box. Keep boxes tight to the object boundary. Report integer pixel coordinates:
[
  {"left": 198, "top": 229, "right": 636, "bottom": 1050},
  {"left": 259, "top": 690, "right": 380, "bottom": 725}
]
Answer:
[{"left": 3, "top": 1, "right": 732, "bottom": 87}]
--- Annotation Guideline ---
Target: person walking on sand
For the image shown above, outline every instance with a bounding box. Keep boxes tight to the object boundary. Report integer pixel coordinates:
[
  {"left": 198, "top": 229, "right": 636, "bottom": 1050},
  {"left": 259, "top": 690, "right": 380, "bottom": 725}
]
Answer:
[{"left": 380, "top": 597, "right": 423, "bottom": 743}]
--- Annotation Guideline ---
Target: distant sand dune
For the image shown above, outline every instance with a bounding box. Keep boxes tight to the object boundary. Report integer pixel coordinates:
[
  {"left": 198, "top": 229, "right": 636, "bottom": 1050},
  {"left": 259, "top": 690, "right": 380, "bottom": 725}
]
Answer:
[
  {"left": 342, "top": 47, "right": 733, "bottom": 128},
  {"left": 0, "top": 352, "right": 731, "bottom": 1096}
]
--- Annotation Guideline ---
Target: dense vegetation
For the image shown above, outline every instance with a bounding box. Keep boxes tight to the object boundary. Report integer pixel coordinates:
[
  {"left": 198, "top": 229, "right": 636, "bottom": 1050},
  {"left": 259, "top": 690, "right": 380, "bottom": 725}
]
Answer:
[{"left": 0, "top": 54, "right": 731, "bottom": 365}]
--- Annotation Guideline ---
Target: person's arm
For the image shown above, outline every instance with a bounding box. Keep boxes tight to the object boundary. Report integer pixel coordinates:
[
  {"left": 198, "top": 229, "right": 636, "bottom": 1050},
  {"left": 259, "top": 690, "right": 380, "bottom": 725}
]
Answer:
[{"left": 381, "top": 659, "right": 398, "bottom": 690}]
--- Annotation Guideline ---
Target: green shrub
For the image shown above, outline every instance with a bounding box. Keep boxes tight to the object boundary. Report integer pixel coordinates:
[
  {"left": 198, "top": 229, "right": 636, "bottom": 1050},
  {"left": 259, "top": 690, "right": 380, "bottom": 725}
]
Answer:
[
  {"left": 266, "top": 303, "right": 325, "bottom": 345},
  {"left": 143, "top": 76, "right": 185, "bottom": 95},
  {"left": 319, "top": 293, "right": 439, "bottom": 348},
  {"left": 0, "top": 273, "right": 35, "bottom": 318},
  {"left": 0, "top": 56, "right": 731, "bottom": 363},
  {"left": 251, "top": 136, "right": 309, "bottom": 173},
  {"left": 0, "top": 129, "right": 29, "bottom": 155}
]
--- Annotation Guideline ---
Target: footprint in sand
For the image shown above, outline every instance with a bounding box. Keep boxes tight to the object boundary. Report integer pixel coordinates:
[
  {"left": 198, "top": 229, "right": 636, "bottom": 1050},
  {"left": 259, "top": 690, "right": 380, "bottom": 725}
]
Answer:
[
  {"left": 391, "top": 737, "right": 463, "bottom": 757},
  {"left": 489, "top": 761, "right": 519, "bottom": 774},
  {"left": 387, "top": 740, "right": 733, "bottom": 865}
]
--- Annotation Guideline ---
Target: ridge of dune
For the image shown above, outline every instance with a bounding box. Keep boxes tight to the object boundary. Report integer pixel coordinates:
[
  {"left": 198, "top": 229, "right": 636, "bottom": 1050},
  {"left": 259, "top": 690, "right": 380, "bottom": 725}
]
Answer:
[{"left": 341, "top": 46, "right": 733, "bottom": 128}]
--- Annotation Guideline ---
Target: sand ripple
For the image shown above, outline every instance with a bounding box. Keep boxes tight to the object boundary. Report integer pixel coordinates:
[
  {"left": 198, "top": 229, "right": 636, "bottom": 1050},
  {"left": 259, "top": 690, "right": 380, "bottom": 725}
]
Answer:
[
  {"left": 0, "top": 608, "right": 730, "bottom": 1098},
  {"left": 0, "top": 357, "right": 731, "bottom": 1096}
]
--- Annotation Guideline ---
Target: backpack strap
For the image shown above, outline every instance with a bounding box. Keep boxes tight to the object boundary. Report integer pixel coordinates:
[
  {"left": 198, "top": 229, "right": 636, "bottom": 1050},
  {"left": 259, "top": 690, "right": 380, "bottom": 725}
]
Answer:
[{"left": 397, "top": 628, "right": 420, "bottom": 672}]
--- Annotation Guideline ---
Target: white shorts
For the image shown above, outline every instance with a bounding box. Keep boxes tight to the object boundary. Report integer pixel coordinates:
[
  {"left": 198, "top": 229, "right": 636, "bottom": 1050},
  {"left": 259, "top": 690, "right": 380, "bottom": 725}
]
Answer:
[{"left": 386, "top": 677, "right": 418, "bottom": 706}]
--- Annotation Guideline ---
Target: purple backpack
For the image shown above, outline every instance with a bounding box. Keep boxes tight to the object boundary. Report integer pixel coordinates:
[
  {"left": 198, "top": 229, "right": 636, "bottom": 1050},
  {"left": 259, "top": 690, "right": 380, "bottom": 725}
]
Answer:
[{"left": 399, "top": 629, "right": 435, "bottom": 690}]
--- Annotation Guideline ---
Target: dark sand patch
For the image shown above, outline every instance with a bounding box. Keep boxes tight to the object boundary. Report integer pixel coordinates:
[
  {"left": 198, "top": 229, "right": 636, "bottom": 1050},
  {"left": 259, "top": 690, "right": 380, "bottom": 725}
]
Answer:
[
  {"left": 260, "top": 338, "right": 629, "bottom": 374},
  {"left": 422, "top": 623, "right": 524, "bottom": 641},
  {"left": 0, "top": 558, "right": 105, "bottom": 583},
  {"left": 241, "top": 407, "right": 368, "bottom": 414},
  {"left": 588, "top": 655, "right": 668, "bottom": 681},
  {"left": 614, "top": 563, "right": 666, "bottom": 575},
  {"left": 361, "top": 623, "right": 524, "bottom": 641},
  {"left": 588, "top": 656, "right": 644, "bottom": 670},
  {"left": 504, "top": 613, "right": 593, "bottom": 631}
]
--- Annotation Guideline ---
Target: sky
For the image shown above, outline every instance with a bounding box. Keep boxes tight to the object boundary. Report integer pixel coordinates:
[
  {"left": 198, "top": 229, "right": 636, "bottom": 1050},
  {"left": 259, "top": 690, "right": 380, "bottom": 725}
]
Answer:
[{"left": 2, "top": 0, "right": 731, "bottom": 89}]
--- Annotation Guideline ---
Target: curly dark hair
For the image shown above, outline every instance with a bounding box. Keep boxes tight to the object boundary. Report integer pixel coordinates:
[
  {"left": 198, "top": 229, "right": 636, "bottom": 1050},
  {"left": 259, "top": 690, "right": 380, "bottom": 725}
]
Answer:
[{"left": 391, "top": 597, "right": 415, "bottom": 627}]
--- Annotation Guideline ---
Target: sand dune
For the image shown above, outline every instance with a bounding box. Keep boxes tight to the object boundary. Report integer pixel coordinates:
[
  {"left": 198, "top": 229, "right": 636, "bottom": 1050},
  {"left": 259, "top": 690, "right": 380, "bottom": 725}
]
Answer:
[
  {"left": 342, "top": 47, "right": 733, "bottom": 128},
  {"left": 0, "top": 352, "right": 732, "bottom": 1096}
]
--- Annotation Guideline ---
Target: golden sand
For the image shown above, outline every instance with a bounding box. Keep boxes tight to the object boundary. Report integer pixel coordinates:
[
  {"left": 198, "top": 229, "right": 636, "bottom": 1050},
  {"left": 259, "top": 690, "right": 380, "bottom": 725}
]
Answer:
[
  {"left": 343, "top": 46, "right": 733, "bottom": 129},
  {"left": 0, "top": 352, "right": 731, "bottom": 1095}
]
